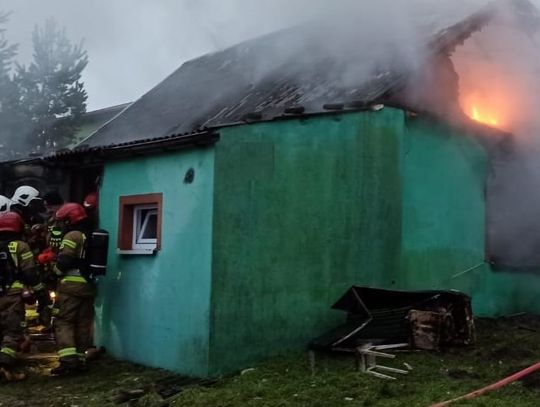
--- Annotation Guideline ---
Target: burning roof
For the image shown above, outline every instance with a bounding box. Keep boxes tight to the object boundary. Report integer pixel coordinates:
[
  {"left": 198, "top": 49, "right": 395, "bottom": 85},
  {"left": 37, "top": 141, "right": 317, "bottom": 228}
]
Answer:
[{"left": 81, "top": 0, "right": 539, "bottom": 149}]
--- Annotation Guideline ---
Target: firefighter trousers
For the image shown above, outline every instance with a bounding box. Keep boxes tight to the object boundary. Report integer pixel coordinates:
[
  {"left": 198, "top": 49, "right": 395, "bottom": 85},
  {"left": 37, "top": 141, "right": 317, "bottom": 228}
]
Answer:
[
  {"left": 0, "top": 293, "right": 25, "bottom": 367},
  {"left": 54, "top": 280, "right": 96, "bottom": 366}
]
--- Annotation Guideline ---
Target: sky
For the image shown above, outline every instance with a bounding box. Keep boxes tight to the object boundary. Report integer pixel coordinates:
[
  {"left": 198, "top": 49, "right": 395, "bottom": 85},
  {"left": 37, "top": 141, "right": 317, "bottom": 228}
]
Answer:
[
  {"left": 1, "top": 0, "right": 332, "bottom": 110},
  {"left": 1, "top": 0, "right": 535, "bottom": 111}
]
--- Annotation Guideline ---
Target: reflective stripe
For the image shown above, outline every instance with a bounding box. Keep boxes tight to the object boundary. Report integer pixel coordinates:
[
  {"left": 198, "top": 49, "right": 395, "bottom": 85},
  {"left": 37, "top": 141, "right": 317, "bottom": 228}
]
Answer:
[
  {"left": 61, "top": 239, "right": 77, "bottom": 249},
  {"left": 58, "top": 347, "right": 77, "bottom": 358},
  {"left": 21, "top": 251, "right": 33, "bottom": 260},
  {"left": 10, "top": 282, "right": 24, "bottom": 290},
  {"left": 80, "top": 234, "right": 87, "bottom": 259},
  {"left": 8, "top": 241, "right": 18, "bottom": 267},
  {"left": 61, "top": 276, "right": 87, "bottom": 284},
  {"left": 1, "top": 347, "right": 16, "bottom": 357},
  {"left": 32, "top": 283, "right": 45, "bottom": 291}
]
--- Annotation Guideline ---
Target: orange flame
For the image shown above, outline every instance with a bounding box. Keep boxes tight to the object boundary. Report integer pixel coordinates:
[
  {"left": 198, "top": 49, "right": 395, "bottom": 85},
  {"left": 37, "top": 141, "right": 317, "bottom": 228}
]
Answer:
[{"left": 471, "top": 105, "right": 499, "bottom": 127}]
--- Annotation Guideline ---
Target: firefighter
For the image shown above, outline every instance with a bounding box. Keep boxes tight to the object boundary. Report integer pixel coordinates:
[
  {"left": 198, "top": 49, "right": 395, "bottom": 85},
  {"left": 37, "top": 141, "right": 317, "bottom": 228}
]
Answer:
[
  {"left": 50, "top": 203, "right": 95, "bottom": 376},
  {"left": 10, "top": 186, "right": 45, "bottom": 225},
  {"left": 37, "top": 191, "right": 65, "bottom": 293},
  {"left": 10, "top": 185, "right": 41, "bottom": 207},
  {"left": 0, "top": 196, "right": 13, "bottom": 214},
  {"left": 0, "top": 212, "right": 49, "bottom": 381},
  {"left": 9, "top": 186, "right": 49, "bottom": 256}
]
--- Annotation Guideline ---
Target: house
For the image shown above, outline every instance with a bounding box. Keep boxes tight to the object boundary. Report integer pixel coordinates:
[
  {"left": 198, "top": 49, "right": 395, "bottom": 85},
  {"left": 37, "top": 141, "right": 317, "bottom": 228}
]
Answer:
[
  {"left": 9, "top": 0, "right": 540, "bottom": 376},
  {"left": 66, "top": 103, "right": 131, "bottom": 149}
]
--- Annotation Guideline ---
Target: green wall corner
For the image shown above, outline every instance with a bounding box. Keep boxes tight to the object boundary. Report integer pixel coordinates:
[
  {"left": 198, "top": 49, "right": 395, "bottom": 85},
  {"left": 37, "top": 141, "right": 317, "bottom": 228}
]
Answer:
[{"left": 95, "top": 149, "right": 215, "bottom": 376}]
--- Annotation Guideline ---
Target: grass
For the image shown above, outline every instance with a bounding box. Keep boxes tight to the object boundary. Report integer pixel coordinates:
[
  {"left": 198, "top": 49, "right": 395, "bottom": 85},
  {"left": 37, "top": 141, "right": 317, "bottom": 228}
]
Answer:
[{"left": 1, "top": 316, "right": 539, "bottom": 406}]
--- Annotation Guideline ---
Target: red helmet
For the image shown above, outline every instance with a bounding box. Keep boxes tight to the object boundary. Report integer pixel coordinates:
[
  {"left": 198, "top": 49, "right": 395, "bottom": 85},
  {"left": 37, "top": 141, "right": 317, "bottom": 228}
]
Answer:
[
  {"left": 0, "top": 212, "right": 24, "bottom": 233},
  {"left": 83, "top": 192, "right": 98, "bottom": 210},
  {"left": 56, "top": 203, "right": 87, "bottom": 225}
]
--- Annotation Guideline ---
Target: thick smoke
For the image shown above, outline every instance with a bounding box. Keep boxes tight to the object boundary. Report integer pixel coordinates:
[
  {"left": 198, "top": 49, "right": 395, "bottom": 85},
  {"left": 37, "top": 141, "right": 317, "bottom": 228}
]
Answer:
[
  {"left": 452, "top": 3, "right": 540, "bottom": 267},
  {"left": 3, "top": 0, "right": 491, "bottom": 110}
]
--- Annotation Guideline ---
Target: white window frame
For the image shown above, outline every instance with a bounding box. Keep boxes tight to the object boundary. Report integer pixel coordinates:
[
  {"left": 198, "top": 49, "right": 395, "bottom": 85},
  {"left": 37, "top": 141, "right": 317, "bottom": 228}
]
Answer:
[{"left": 132, "top": 204, "right": 158, "bottom": 250}]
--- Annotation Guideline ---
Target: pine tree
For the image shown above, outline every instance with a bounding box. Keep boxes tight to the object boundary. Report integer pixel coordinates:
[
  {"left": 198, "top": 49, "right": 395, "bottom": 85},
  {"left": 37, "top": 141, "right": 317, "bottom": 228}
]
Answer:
[
  {"left": 16, "top": 18, "right": 88, "bottom": 150},
  {"left": 0, "top": 11, "right": 25, "bottom": 160},
  {"left": 0, "top": 12, "right": 16, "bottom": 79}
]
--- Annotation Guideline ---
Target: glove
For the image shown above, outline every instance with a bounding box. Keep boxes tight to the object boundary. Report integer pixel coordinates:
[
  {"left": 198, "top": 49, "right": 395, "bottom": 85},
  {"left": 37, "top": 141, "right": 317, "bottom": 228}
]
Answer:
[
  {"left": 49, "top": 228, "right": 63, "bottom": 250},
  {"left": 37, "top": 249, "right": 57, "bottom": 265}
]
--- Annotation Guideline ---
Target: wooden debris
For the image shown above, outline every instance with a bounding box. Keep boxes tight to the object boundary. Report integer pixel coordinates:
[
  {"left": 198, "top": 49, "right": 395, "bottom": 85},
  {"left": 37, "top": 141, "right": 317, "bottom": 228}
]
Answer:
[
  {"left": 356, "top": 344, "right": 409, "bottom": 380},
  {"left": 409, "top": 310, "right": 443, "bottom": 351}
]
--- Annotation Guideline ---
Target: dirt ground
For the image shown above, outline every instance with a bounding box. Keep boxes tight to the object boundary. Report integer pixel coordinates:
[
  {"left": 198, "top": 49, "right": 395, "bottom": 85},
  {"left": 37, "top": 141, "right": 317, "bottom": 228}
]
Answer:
[{"left": 1, "top": 315, "right": 539, "bottom": 406}]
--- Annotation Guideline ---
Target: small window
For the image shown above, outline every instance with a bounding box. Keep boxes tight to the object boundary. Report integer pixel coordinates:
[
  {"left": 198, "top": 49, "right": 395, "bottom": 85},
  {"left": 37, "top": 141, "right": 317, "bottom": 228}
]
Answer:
[
  {"left": 119, "top": 193, "right": 162, "bottom": 253},
  {"left": 133, "top": 205, "right": 158, "bottom": 249}
]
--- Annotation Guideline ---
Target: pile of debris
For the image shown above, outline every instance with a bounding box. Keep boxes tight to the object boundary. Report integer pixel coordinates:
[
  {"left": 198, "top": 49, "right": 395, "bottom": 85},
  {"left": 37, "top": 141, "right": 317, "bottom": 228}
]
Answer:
[{"left": 309, "top": 286, "right": 475, "bottom": 379}]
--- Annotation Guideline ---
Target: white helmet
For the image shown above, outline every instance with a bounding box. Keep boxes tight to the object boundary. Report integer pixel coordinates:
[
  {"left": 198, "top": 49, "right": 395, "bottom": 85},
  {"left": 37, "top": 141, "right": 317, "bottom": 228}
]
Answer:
[
  {"left": 11, "top": 186, "right": 41, "bottom": 207},
  {"left": 0, "top": 195, "right": 12, "bottom": 213}
]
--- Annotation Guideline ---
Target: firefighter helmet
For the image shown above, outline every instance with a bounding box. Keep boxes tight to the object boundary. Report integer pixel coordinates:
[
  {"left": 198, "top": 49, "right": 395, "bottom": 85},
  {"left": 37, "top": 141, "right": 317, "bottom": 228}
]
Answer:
[
  {"left": 0, "top": 212, "right": 24, "bottom": 233},
  {"left": 11, "top": 185, "right": 41, "bottom": 207},
  {"left": 83, "top": 192, "right": 98, "bottom": 210},
  {"left": 55, "top": 203, "right": 87, "bottom": 225},
  {"left": 0, "top": 195, "right": 12, "bottom": 213}
]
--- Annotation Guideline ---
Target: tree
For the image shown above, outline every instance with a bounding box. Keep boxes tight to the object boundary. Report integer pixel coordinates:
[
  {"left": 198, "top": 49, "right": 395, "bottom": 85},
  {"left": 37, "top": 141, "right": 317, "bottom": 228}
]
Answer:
[
  {"left": 16, "top": 18, "right": 88, "bottom": 150},
  {"left": 0, "top": 11, "right": 25, "bottom": 159},
  {"left": 0, "top": 12, "right": 16, "bottom": 80}
]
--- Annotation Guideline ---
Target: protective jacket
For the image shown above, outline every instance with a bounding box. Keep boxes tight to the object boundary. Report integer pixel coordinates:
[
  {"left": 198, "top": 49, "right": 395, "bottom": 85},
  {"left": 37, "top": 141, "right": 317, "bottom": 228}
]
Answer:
[
  {"left": 0, "top": 240, "right": 44, "bottom": 295},
  {"left": 55, "top": 230, "right": 87, "bottom": 281},
  {"left": 54, "top": 230, "right": 96, "bottom": 367},
  {"left": 0, "top": 240, "right": 43, "bottom": 367}
]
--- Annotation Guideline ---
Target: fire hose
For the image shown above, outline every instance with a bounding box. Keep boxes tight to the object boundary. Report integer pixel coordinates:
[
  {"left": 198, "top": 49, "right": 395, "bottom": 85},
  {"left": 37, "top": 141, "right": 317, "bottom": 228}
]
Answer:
[{"left": 430, "top": 361, "right": 540, "bottom": 406}]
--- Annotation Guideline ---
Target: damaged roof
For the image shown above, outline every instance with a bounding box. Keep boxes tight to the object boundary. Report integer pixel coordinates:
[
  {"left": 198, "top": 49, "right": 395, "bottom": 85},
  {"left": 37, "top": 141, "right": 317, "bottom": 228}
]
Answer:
[{"left": 81, "top": 0, "right": 538, "bottom": 149}]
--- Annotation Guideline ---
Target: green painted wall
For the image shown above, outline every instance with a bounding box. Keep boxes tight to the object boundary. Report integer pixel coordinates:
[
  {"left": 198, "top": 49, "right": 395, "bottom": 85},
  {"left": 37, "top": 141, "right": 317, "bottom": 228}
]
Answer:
[
  {"left": 94, "top": 108, "right": 540, "bottom": 377},
  {"left": 398, "top": 117, "right": 540, "bottom": 316},
  {"left": 208, "top": 111, "right": 540, "bottom": 374},
  {"left": 95, "top": 149, "right": 215, "bottom": 376},
  {"left": 208, "top": 111, "right": 404, "bottom": 374},
  {"left": 399, "top": 118, "right": 488, "bottom": 297}
]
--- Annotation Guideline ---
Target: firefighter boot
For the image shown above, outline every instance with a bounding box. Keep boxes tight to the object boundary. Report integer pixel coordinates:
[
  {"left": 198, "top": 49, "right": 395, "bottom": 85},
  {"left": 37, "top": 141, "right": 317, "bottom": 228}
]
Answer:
[
  {"left": 0, "top": 366, "right": 27, "bottom": 382},
  {"left": 50, "top": 362, "right": 75, "bottom": 377},
  {"left": 0, "top": 351, "right": 25, "bottom": 381},
  {"left": 50, "top": 358, "right": 87, "bottom": 377}
]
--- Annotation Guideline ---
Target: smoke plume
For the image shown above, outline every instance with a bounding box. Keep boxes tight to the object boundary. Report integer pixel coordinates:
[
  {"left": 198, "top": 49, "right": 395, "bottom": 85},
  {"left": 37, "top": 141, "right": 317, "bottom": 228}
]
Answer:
[
  {"left": 2, "top": 0, "right": 492, "bottom": 109},
  {"left": 452, "top": 3, "right": 540, "bottom": 268}
]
